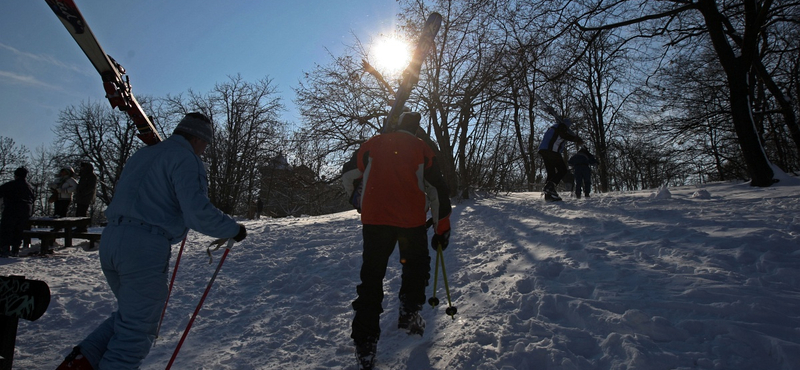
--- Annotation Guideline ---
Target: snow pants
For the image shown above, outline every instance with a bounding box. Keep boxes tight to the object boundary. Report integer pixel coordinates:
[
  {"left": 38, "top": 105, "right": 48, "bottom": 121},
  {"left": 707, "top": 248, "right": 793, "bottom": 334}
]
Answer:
[
  {"left": 539, "top": 150, "right": 568, "bottom": 186},
  {"left": 54, "top": 199, "right": 71, "bottom": 218},
  {"left": 0, "top": 215, "right": 27, "bottom": 256},
  {"left": 351, "top": 224, "right": 430, "bottom": 343},
  {"left": 76, "top": 203, "right": 90, "bottom": 218},
  {"left": 79, "top": 221, "right": 171, "bottom": 370},
  {"left": 574, "top": 165, "right": 592, "bottom": 196}
]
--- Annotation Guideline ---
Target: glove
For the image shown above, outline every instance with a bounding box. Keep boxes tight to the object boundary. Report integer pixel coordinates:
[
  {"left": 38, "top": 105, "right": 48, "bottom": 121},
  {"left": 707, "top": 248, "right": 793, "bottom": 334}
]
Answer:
[
  {"left": 233, "top": 224, "right": 247, "bottom": 242},
  {"left": 431, "top": 229, "right": 450, "bottom": 251}
]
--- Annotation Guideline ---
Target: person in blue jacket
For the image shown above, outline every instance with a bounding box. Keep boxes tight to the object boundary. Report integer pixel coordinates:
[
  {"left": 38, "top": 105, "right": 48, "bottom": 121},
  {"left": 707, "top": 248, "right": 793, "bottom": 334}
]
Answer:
[
  {"left": 568, "top": 146, "right": 598, "bottom": 199},
  {"left": 538, "top": 107, "right": 583, "bottom": 201},
  {"left": 57, "top": 113, "right": 247, "bottom": 370}
]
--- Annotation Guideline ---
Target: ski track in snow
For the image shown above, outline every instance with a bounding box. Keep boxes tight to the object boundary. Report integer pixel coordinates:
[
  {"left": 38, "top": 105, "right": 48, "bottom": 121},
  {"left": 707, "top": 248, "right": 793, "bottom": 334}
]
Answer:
[{"left": 3, "top": 179, "right": 800, "bottom": 369}]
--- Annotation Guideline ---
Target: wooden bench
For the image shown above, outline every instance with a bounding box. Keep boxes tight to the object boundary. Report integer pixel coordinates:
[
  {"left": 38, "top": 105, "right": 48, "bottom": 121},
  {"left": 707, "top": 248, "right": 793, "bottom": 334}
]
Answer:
[
  {"left": 22, "top": 230, "right": 65, "bottom": 249},
  {"left": 72, "top": 232, "right": 102, "bottom": 250},
  {"left": 22, "top": 230, "right": 102, "bottom": 251}
]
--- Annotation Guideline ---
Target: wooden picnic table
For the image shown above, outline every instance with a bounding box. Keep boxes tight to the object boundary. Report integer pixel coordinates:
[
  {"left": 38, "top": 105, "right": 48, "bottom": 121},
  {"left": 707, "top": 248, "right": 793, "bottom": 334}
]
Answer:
[{"left": 25, "top": 217, "right": 92, "bottom": 249}]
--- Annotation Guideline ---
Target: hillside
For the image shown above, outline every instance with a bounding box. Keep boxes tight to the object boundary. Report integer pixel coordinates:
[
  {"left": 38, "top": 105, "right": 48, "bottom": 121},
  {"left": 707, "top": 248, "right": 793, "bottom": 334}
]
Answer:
[{"left": 3, "top": 178, "right": 800, "bottom": 369}]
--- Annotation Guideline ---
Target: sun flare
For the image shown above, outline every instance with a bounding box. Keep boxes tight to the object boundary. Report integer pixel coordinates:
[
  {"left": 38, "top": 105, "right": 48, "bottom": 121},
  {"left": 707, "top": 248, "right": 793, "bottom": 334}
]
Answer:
[{"left": 369, "top": 35, "right": 412, "bottom": 76}]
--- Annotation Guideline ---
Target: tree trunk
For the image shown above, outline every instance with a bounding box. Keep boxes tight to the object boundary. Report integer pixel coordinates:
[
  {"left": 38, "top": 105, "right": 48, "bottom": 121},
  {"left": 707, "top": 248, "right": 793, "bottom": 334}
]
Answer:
[
  {"left": 725, "top": 65, "right": 775, "bottom": 186},
  {"left": 698, "top": 0, "right": 774, "bottom": 186},
  {"left": 752, "top": 60, "right": 800, "bottom": 159}
]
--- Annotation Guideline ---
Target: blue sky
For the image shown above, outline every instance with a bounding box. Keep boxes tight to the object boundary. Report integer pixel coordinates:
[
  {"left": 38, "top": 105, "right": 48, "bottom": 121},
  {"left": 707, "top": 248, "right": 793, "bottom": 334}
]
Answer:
[{"left": 1, "top": 0, "right": 401, "bottom": 151}]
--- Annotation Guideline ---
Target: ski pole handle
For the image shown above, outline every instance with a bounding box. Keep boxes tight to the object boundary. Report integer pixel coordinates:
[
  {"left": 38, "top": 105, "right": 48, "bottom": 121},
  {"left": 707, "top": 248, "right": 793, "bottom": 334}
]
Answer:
[{"left": 206, "top": 238, "right": 235, "bottom": 263}]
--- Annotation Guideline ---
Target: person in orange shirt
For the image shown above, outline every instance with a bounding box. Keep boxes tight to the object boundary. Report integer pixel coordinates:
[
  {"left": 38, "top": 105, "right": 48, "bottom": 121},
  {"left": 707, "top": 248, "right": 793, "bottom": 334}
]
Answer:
[{"left": 342, "top": 112, "right": 452, "bottom": 370}]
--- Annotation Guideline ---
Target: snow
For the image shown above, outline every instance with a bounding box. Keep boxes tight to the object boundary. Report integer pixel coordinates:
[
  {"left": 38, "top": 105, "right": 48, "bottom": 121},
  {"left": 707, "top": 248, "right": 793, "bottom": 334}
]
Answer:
[{"left": 3, "top": 178, "right": 800, "bottom": 370}]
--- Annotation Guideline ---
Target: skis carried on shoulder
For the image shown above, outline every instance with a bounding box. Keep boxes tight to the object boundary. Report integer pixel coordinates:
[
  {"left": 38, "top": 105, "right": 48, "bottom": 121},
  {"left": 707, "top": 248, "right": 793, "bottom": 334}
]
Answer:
[
  {"left": 381, "top": 12, "right": 442, "bottom": 133},
  {"left": 44, "top": 0, "right": 162, "bottom": 145}
]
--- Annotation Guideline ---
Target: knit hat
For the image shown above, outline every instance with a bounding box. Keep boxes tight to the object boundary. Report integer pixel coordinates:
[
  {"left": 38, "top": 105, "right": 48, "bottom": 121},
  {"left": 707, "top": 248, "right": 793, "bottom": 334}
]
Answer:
[
  {"left": 61, "top": 167, "right": 75, "bottom": 177},
  {"left": 14, "top": 167, "right": 28, "bottom": 178},
  {"left": 397, "top": 112, "right": 421, "bottom": 133},
  {"left": 174, "top": 112, "right": 214, "bottom": 143}
]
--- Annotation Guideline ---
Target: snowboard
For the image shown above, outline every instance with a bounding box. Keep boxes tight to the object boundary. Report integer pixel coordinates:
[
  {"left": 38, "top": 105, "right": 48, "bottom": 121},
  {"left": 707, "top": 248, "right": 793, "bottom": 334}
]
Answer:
[
  {"left": 0, "top": 276, "right": 50, "bottom": 321},
  {"left": 382, "top": 12, "right": 442, "bottom": 132},
  {"left": 45, "top": 0, "right": 163, "bottom": 145}
]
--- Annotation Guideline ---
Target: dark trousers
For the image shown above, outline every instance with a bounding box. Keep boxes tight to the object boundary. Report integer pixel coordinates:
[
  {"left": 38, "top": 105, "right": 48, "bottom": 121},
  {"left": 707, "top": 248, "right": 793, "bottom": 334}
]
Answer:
[
  {"left": 539, "top": 150, "right": 568, "bottom": 186},
  {"left": 351, "top": 224, "right": 430, "bottom": 343},
  {"left": 574, "top": 165, "right": 592, "bottom": 195},
  {"left": 75, "top": 203, "right": 90, "bottom": 231},
  {"left": 54, "top": 199, "right": 71, "bottom": 218},
  {"left": 76, "top": 203, "right": 90, "bottom": 218},
  {"left": 0, "top": 217, "right": 27, "bottom": 255}
]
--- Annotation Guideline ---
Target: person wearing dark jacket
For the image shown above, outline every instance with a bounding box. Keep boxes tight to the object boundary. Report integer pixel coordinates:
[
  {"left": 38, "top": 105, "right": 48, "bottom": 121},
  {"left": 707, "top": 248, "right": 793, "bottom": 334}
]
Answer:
[
  {"left": 342, "top": 112, "right": 452, "bottom": 370},
  {"left": 538, "top": 108, "right": 583, "bottom": 201},
  {"left": 568, "top": 146, "right": 599, "bottom": 199},
  {"left": 0, "top": 167, "right": 35, "bottom": 257},
  {"left": 74, "top": 162, "right": 98, "bottom": 232}
]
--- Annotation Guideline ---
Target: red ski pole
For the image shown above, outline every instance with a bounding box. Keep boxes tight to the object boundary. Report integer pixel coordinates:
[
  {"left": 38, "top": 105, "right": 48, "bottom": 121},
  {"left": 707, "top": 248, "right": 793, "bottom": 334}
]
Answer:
[
  {"left": 154, "top": 236, "right": 187, "bottom": 345},
  {"left": 165, "top": 239, "right": 233, "bottom": 370}
]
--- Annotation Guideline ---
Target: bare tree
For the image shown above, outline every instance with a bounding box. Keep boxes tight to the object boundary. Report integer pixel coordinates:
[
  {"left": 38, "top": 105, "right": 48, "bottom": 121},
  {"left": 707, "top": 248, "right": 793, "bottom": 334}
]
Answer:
[
  {"left": 576, "top": 0, "right": 796, "bottom": 186},
  {"left": 0, "top": 136, "right": 29, "bottom": 181},
  {"left": 570, "top": 28, "right": 646, "bottom": 192},
  {"left": 164, "top": 74, "right": 286, "bottom": 215},
  {"left": 27, "top": 145, "right": 61, "bottom": 216},
  {"left": 52, "top": 100, "right": 150, "bottom": 206},
  {"left": 401, "top": 0, "right": 511, "bottom": 197},
  {"left": 294, "top": 47, "right": 393, "bottom": 158}
]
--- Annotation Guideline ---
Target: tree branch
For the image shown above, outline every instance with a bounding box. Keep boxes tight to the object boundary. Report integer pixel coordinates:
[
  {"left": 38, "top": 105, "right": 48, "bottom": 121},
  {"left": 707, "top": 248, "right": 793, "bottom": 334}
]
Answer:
[{"left": 576, "top": 3, "right": 697, "bottom": 32}]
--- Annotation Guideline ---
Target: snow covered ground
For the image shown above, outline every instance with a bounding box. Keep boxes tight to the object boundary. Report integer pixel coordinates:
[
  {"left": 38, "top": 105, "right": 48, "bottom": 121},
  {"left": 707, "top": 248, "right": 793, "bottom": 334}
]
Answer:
[{"left": 3, "top": 176, "right": 800, "bottom": 370}]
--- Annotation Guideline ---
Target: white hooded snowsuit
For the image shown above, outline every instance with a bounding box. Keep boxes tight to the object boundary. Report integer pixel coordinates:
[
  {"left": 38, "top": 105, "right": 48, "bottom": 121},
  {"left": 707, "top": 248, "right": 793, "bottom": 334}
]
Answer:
[{"left": 78, "top": 134, "right": 240, "bottom": 369}]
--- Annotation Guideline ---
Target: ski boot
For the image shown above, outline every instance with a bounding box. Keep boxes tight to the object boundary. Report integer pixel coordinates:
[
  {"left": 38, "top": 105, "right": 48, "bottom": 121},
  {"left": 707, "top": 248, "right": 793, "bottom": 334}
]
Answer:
[
  {"left": 354, "top": 337, "right": 377, "bottom": 370},
  {"left": 543, "top": 182, "right": 562, "bottom": 202},
  {"left": 398, "top": 311, "right": 425, "bottom": 336},
  {"left": 56, "top": 346, "right": 93, "bottom": 370}
]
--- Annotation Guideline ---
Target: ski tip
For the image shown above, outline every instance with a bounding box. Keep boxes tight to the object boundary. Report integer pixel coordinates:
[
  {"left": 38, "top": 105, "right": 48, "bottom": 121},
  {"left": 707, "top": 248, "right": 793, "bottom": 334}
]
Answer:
[{"left": 426, "top": 12, "right": 443, "bottom": 28}]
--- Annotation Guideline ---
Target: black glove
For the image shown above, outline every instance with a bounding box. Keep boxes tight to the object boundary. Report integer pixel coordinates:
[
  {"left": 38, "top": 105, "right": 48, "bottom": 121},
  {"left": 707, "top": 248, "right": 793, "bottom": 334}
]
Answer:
[
  {"left": 233, "top": 224, "right": 247, "bottom": 242},
  {"left": 431, "top": 230, "right": 450, "bottom": 251}
]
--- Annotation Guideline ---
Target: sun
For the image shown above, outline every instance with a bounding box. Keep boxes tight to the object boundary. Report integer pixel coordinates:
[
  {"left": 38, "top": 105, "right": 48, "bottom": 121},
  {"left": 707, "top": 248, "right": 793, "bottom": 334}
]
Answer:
[{"left": 369, "top": 35, "right": 412, "bottom": 76}]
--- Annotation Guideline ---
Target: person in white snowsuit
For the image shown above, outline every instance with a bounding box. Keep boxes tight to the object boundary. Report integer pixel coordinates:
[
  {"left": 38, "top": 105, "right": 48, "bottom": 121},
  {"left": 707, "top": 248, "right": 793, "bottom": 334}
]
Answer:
[{"left": 57, "top": 113, "right": 247, "bottom": 370}]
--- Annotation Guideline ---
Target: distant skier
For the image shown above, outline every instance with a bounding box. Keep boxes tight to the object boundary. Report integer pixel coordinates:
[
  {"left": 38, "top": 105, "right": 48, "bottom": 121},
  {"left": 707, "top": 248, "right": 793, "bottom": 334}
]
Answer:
[
  {"left": 568, "top": 146, "right": 598, "bottom": 199},
  {"left": 57, "top": 113, "right": 247, "bottom": 370},
  {"left": 342, "top": 112, "right": 452, "bottom": 370},
  {"left": 538, "top": 106, "right": 583, "bottom": 201},
  {"left": 0, "top": 167, "right": 35, "bottom": 258}
]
